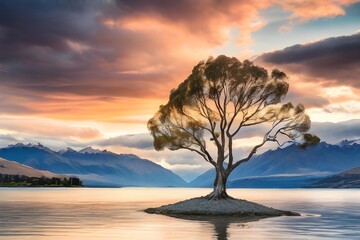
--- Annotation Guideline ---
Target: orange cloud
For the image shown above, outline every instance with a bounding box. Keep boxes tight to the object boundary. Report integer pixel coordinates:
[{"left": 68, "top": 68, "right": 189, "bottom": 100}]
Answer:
[
  {"left": 256, "top": 32, "right": 360, "bottom": 126},
  {"left": 0, "top": 0, "right": 359, "bottom": 136},
  {"left": 0, "top": 116, "right": 102, "bottom": 141},
  {"left": 279, "top": 0, "right": 358, "bottom": 22}
]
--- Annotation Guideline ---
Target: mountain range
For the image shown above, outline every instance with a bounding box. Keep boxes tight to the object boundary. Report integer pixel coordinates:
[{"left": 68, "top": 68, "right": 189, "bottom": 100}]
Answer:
[
  {"left": 190, "top": 141, "right": 360, "bottom": 188},
  {"left": 0, "top": 157, "right": 64, "bottom": 179},
  {"left": 0, "top": 141, "right": 359, "bottom": 188},
  {"left": 308, "top": 167, "right": 360, "bottom": 188},
  {"left": 0, "top": 144, "right": 186, "bottom": 187}
]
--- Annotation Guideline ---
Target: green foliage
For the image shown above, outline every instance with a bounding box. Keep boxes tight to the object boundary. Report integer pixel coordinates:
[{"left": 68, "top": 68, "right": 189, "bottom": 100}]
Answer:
[
  {"left": 148, "top": 55, "right": 314, "bottom": 173},
  {"left": 300, "top": 133, "right": 321, "bottom": 149},
  {"left": 0, "top": 174, "right": 82, "bottom": 187}
]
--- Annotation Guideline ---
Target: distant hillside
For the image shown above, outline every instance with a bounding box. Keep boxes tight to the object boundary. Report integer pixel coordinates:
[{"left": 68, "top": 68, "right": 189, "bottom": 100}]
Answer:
[
  {"left": 0, "top": 157, "right": 64, "bottom": 178},
  {"left": 227, "top": 175, "right": 322, "bottom": 188},
  {"left": 190, "top": 142, "right": 360, "bottom": 188},
  {"left": 0, "top": 157, "right": 82, "bottom": 187},
  {"left": 0, "top": 144, "right": 186, "bottom": 187},
  {"left": 307, "top": 167, "right": 360, "bottom": 188},
  {"left": 3, "top": 141, "right": 359, "bottom": 188}
]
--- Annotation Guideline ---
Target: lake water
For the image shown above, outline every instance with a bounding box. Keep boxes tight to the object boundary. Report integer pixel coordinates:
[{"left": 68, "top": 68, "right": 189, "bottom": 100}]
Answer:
[{"left": 0, "top": 188, "right": 359, "bottom": 240}]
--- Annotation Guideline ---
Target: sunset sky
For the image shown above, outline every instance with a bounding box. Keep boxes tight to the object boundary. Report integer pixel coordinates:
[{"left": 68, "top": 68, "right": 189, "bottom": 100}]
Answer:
[{"left": 1, "top": 0, "right": 360, "bottom": 180}]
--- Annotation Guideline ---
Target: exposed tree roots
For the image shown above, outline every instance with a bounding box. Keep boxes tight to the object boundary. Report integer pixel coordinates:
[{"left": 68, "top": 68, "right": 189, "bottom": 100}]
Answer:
[{"left": 205, "top": 190, "right": 234, "bottom": 200}]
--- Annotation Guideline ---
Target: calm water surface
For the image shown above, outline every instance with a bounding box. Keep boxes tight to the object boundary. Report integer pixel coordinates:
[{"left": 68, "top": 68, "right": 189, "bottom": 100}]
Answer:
[{"left": 0, "top": 188, "right": 359, "bottom": 240}]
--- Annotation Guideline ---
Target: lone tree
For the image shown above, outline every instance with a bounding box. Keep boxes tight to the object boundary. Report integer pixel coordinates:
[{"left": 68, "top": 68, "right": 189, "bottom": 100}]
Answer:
[{"left": 148, "top": 55, "right": 318, "bottom": 200}]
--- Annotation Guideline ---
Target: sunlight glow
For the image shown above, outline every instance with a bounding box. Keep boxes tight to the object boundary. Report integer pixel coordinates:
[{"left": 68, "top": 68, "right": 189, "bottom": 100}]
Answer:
[{"left": 233, "top": 137, "right": 265, "bottom": 148}]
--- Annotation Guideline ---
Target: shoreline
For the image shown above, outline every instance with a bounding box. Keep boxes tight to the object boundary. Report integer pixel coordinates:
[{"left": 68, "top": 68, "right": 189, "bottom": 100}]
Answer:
[{"left": 145, "top": 196, "right": 300, "bottom": 220}]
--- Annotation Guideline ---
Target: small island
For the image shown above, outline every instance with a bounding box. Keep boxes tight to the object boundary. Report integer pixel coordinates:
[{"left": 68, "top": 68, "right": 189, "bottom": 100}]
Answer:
[
  {"left": 146, "top": 56, "right": 319, "bottom": 219},
  {"left": 145, "top": 196, "right": 299, "bottom": 218}
]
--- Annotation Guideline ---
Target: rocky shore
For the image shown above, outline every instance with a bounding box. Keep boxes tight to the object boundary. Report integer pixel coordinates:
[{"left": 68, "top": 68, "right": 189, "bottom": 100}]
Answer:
[{"left": 145, "top": 197, "right": 300, "bottom": 219}]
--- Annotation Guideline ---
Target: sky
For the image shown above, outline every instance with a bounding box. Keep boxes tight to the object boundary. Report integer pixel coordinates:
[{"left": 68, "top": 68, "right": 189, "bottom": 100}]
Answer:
[{"left": 0, "top": 0, "right": 360, "bottom": 181}]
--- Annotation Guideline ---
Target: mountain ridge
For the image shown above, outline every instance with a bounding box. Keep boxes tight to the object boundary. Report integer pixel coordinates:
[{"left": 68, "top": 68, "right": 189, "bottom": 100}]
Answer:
[
  {"left": 307, "top": 167, "right": 360, "bottom": 188},
  {"left": 1, "top": 141, "right": 359, "bottom": 188},
  {"left": 190, "top": 141, "right": 360, "bottom": 188},
  {"left": 0, "top": 143, "right": 186, "bottom": 187},
  {"left": 0, "top": 157, "right": 65, "bottom": 179}
]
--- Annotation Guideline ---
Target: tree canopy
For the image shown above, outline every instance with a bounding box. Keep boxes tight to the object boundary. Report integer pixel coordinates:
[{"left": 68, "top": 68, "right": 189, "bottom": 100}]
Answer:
[{"left": 148, "top": 55, "right": 318, "bottom": 199}]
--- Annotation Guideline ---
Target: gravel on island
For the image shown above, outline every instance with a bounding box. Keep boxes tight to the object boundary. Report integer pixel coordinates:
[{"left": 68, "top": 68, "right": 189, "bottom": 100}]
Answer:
[{"left": 145, "top": 197, "right": 300, "bottom": 218}]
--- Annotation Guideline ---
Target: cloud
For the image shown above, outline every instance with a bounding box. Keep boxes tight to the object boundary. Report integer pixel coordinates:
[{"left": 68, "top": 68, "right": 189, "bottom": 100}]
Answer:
[
  {"left": 1, "top": 117, "right": 360, "bottom": 181},
  {"left": 254, "top": 33, "right": 360, "bottom": 122},
  {"left": 1, "top": 0, "right": 357, "bottom": 121},
  {"left": 157, "top": 159, "right": 205, "bottom": 182},
  {"left": 258, "top": 33, "right": 360, "bottom": 88},
  {"left": 306, "top": 100, "right": 360, "bottom": 122},
  {"left": 1, "top": 0, "right": 264, "bottom": 97},
  {"left": 279, "top": 77, "right": 332, "bottom": 108},
  {"left": 285, "top": 90, "right": 330, "bottom": 108},
  {"left": 0, "top": 1, "right": 198, "bottom": 120},
  {"left": 0, "top": 134, "right": 19, "bottom": 147},
  {"left": 97, "top": 133, "right": 154, "bottom": 149},
  {"left": 113, "top": 0, "right": 271, "bottom": 45},
  {"left": 279, "top": 0, "right": 358, "bottom": 22},
  {"left": 0, "top": 0, "right": 358, "bottom": 138},
  {"left": 279, "top": 21, "right": 294, "bottom": 32},
  {"left": 0, "top": 116, "right": 102, "bottom": 141},
  {"left": 311, "top": 119, "right": 360, "bottom": 143}
]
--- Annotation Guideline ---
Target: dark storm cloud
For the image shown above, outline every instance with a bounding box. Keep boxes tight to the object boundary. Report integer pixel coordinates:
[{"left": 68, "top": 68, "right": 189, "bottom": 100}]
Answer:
[
  {"left": 0, "top": 1, "right": 97, "bottom": 84},
  {"left": 0, "top": 0, "right": 266, "bottom": 118},
  {"left": 0, "top": 0, "right": 274, "bottom": 99},
  {"left": 0, "top": 1, "right": 98, "bottom": 72},
  {"left": 259, "top": 33, "right": 360, "bottom": 87},
  {"left": 0, "top": 0, "right": 177, "bottom": 101},
  {"left": 1, "top": 0, "right": 359, "bottom": 119},
  {"left": 0, "top": 1, "right": 92, "bottom": 51}
]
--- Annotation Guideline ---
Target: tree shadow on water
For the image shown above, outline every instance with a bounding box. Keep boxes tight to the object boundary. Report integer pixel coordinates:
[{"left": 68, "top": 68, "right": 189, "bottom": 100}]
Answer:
[{"left": 169, "top": 215, "right": 265, "bottom": 240}]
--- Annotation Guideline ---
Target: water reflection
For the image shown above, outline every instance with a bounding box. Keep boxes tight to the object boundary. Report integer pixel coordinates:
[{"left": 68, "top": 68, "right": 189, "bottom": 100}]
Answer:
[
  {"left": 0, "top": 188, "right": 359, "bottom": 239},
  {"left": 168, "top": 215, "right": 262, "bottom": 240}
]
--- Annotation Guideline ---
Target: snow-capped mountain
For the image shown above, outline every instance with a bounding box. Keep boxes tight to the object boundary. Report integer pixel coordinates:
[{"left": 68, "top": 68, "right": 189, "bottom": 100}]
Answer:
[
  {"left": 190, "top": 141, "right": 360, "bottom": 188},
  {"left": 78, "top": 147, "right": 104, "bottom": 154},
  {"left": 0, "top": 143, "right": 186, "bottom": 187},
  {"left": 338, "top": 139, "right": 360, "bottom": 146}
]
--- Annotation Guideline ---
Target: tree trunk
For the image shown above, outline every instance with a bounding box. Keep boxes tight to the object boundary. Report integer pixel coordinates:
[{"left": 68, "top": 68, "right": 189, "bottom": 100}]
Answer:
[{"left": 206, "top": 166, "right": 229, "bottom": 200}]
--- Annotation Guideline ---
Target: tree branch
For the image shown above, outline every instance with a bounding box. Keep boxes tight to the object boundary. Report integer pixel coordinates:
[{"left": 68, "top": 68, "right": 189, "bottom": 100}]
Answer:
[{"left": 182, "top": 146, "right": 216, "bottom": 167}]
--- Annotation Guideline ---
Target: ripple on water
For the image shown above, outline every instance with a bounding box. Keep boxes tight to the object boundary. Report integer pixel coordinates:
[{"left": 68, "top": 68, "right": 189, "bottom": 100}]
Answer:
[{"left": 0, "top": 188, "right": 359, "bottom": 240}]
